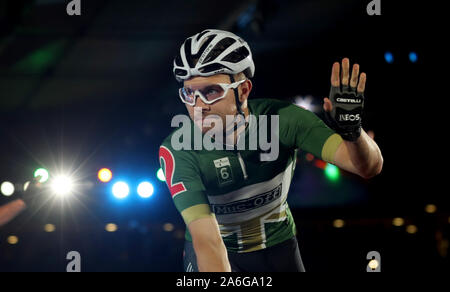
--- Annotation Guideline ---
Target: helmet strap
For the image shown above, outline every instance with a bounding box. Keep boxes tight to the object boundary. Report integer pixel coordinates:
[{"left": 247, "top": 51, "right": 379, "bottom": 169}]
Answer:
[
  {"left": 229, "top": 74, "right": 245, "bottom": 116},
  {"left": 227, "top": 74, "right": 249, "bottom": 148}
]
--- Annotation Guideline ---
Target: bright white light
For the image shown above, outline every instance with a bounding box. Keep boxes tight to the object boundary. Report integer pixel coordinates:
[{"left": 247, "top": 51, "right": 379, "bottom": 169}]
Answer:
[
  {"left": 368, "top": 259, "right": 379, "bottom": 270},
  {"left": 137, "top": 182, "right": 154, "bottom": 198},
  {"left": 51, "top": 175, "right": 74, "bottom": 196},
  {"left": 294, "top": 95, "right": 319, "bottom": 112},
  {"left": 34, "top": 168, "right": 49, "bottom": 183},
  {"left": 1, "top": 181, "right": 15, "bottom": 196},
  {"left": 156, "top": 168, "right": 166, "bottom": 182},
  {"left": 23, "top": 181, "right": 31, "bottom": 191},
  {"left": 112, "top": 182, "right": 130, "bottom": 199}
]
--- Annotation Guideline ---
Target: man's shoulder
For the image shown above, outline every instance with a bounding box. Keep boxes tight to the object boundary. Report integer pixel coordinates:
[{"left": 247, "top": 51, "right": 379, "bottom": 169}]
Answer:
[
  {"left": 159, "top": 128, "right": 183, "bottom": 155},
  {"left": 159, "top": 127, "right": 197, "bottom": 161},
  {"left": 160, "top": 128, "right": 178, "bottom": 150},
  {"left": 249, "top": 98, "right": 323, "bottom": 129},
  {"left": 248, "top": 98, "right": 301, "bottom": 115}
]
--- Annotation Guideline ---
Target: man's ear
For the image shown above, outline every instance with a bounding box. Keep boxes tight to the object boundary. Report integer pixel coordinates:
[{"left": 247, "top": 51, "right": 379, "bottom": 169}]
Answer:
[{"left": 239, "top": 79, "right": 253, "bottom": 102}]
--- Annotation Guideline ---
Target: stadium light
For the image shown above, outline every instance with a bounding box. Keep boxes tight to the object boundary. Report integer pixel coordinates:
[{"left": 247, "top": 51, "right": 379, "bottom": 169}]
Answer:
[
  {"left": 156, "top": 168, "right": 165, "bottom": 182},
  {"left": 368, "top": 259, "right": 379, "bottom": 270},
  {"left": 112, "top": 181, "right": 129, "bottom": 199},
  {"left": 409, "top": 52, "right": 418, "bottom": 63},
  {"left": 406, "top": 225, "right": 418, "bottom": 234},
  {"left": 44, "top": 224, "right": 56, "bottom": 232},
  {"left": 137, "top": 182, "right": 154, "bottom": 198},
  {"left": 50, "top": 175, "right": 74, "bottom": 196},
  {"left": 7, "top": 236, "right": 19, "bottom": 245},
  {"left": 294, "top": 95, "right": 319, "bottom": 112},
  {"left": 1, "top": 181, "right": 15, "bottom": 196},
  {"left": 34, "top": 168, "right": 49, "bottom": 183},
  {"left": 384, "top": 51, "right": 394, "bottom": 64},
  {"left": 163, "top": 223, "right": 174, "bottom": 232},
  {"left": 105, "top": 223, "right": 118, "bottom": 232},
  {"left": 333, "top": 219, "right": 345, "bottom": 228},
  {"left": 98, "top": 168, "right": 113, "bottom": 183},
  {"left": 325, "top": 163, "right": 340, "bottom": 182},
  {"left": 425, "top": 204, "right": 437, "bottom": 214},
  {"left": 392, "top": 217, "right": 405, "bottom": 227}
]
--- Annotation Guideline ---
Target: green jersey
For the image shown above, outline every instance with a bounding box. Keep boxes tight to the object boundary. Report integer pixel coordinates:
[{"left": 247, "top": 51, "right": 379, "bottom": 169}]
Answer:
[{"left": 159, "top": 98, "right": 342, "bottom": 253}]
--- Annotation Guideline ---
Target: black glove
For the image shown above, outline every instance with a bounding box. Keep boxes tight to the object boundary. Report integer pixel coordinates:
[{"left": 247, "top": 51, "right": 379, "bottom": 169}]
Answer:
[
  {"left": 325, "top": 85, "right": 364, "bottom": 142},
  {"left": 16, "top": 176, "right": 44, "bottom": 206}
]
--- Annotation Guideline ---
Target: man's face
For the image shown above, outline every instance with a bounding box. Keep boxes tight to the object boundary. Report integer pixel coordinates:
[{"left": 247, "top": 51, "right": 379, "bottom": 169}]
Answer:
[{"left": 183, "top": 74, "right": 243, "bottom": 134}]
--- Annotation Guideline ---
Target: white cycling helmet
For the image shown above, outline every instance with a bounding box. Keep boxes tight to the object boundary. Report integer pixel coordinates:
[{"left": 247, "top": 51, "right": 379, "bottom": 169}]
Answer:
[{"left": 173, "top": 29, "right": 255, "bottom": 82}]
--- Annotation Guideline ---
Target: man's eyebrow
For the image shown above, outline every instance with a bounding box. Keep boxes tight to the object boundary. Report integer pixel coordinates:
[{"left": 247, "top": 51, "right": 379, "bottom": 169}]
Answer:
[{"left": 186, "top": 82, "right": 218, "bottom": 87}]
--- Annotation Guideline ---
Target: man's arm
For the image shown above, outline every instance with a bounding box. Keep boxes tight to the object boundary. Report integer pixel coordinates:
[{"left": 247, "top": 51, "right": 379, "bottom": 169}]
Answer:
[
  {"left": 0, "top": 199, "right": 26, "bottom": 227},
  {"left": 333, "top": 129, "right": 383, "bottom": 179},
  {"left": 188, "top": 216, "right": 231, "bottom": 272},
  {"left": 0, "top": 176, "right": 45, "bottom": 228},
  {"left": 323, "top": 58, "right": 383, "bottom": 178},
  {"left": 159, "top": 145, "right": 231, "bottom": 272}
]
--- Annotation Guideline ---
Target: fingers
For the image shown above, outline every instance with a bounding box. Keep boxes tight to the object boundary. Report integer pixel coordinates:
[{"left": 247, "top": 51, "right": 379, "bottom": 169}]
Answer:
[
  {"left": 335, "top": 58, "right": 366, "bottom": 93},
  {"left": 323, "top": 97, "right": 332, "bottom": 112},
  {"left": 357, "top": 72, "right": 366, "bottom": 93},
  {"left": 331, "top": 62, "right": 340, "bottom": 87},
  {"left": 341, "top": 58, "right": 350, "bottom": 86},
  {"left": 350, "top": 64, "right": 360, "bottom": 89}
]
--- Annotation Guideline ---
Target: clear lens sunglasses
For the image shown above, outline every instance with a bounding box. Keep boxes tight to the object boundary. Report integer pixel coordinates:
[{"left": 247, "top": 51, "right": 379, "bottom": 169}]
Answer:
[{"left": 179, "top": 79, "right": 246, "bottom": 106}]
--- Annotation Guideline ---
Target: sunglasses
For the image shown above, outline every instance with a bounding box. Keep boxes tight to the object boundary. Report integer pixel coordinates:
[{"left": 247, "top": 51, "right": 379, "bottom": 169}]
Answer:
[{"left": 179, "top": 79, "right": 246, "bottom": 106}]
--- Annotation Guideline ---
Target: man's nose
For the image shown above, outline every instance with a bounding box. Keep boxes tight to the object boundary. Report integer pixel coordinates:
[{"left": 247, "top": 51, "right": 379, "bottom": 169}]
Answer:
[{"left": 195, "top": 94, "right": 210, "bottom": 110}]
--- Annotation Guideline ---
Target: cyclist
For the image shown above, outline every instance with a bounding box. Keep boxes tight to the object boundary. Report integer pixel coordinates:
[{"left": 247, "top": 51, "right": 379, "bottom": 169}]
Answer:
[{"left": 159, "top": 29, "right": 383, "bottom": 272}]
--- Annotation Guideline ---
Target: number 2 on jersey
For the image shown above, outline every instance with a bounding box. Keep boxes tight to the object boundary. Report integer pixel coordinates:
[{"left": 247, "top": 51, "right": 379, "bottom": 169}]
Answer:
[{"left": 159, "top": 146, "right": 187, "bottom": 197}]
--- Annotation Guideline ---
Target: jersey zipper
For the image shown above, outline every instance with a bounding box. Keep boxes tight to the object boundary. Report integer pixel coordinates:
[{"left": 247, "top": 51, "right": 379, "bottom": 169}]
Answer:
[{"left": 237, "top": 151, "right": 248, "bottom": 180}]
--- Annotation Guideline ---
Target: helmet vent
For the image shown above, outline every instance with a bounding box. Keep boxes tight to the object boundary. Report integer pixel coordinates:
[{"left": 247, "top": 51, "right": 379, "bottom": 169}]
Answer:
[
  {"left": 222, "top": 46, "right": 250, "bottom": 63},
  {"left": 202, "top": 37, "right": 236, "bottom": 64},
  {"left": 198, "top": 63, "right": 231, "bottom": 73},
  {"left": 174, "top": 54, "right": 183, "bottom": 67},
  {"left": 174, "top": 68, "right": 188, "bottom": 77},
  {"left": 184, "top": 35, "right": 217, "bottom": 67},
  {"left": 196, "top": 30, "right": 210, "bottom": 42}
]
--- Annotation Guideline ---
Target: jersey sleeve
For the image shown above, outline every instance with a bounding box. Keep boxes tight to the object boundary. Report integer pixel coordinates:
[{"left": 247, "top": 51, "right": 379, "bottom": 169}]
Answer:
[
  {"left": 159, "top": 142, "right": 213, "bottom": 226},
  {"left": 277, "top": 103, "right": 343, "bottom": 162}
]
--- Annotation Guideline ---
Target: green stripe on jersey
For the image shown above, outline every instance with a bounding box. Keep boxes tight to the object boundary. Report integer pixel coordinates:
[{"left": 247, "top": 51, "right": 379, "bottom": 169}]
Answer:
[{"left": 181, "top": 204, "right": 214, "bottom": 225}]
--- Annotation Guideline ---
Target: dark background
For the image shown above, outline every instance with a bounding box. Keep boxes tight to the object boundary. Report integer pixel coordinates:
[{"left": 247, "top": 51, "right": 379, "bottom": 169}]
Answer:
[{"left": 0, "top": 0, "right": 447, "bottom": 272}]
